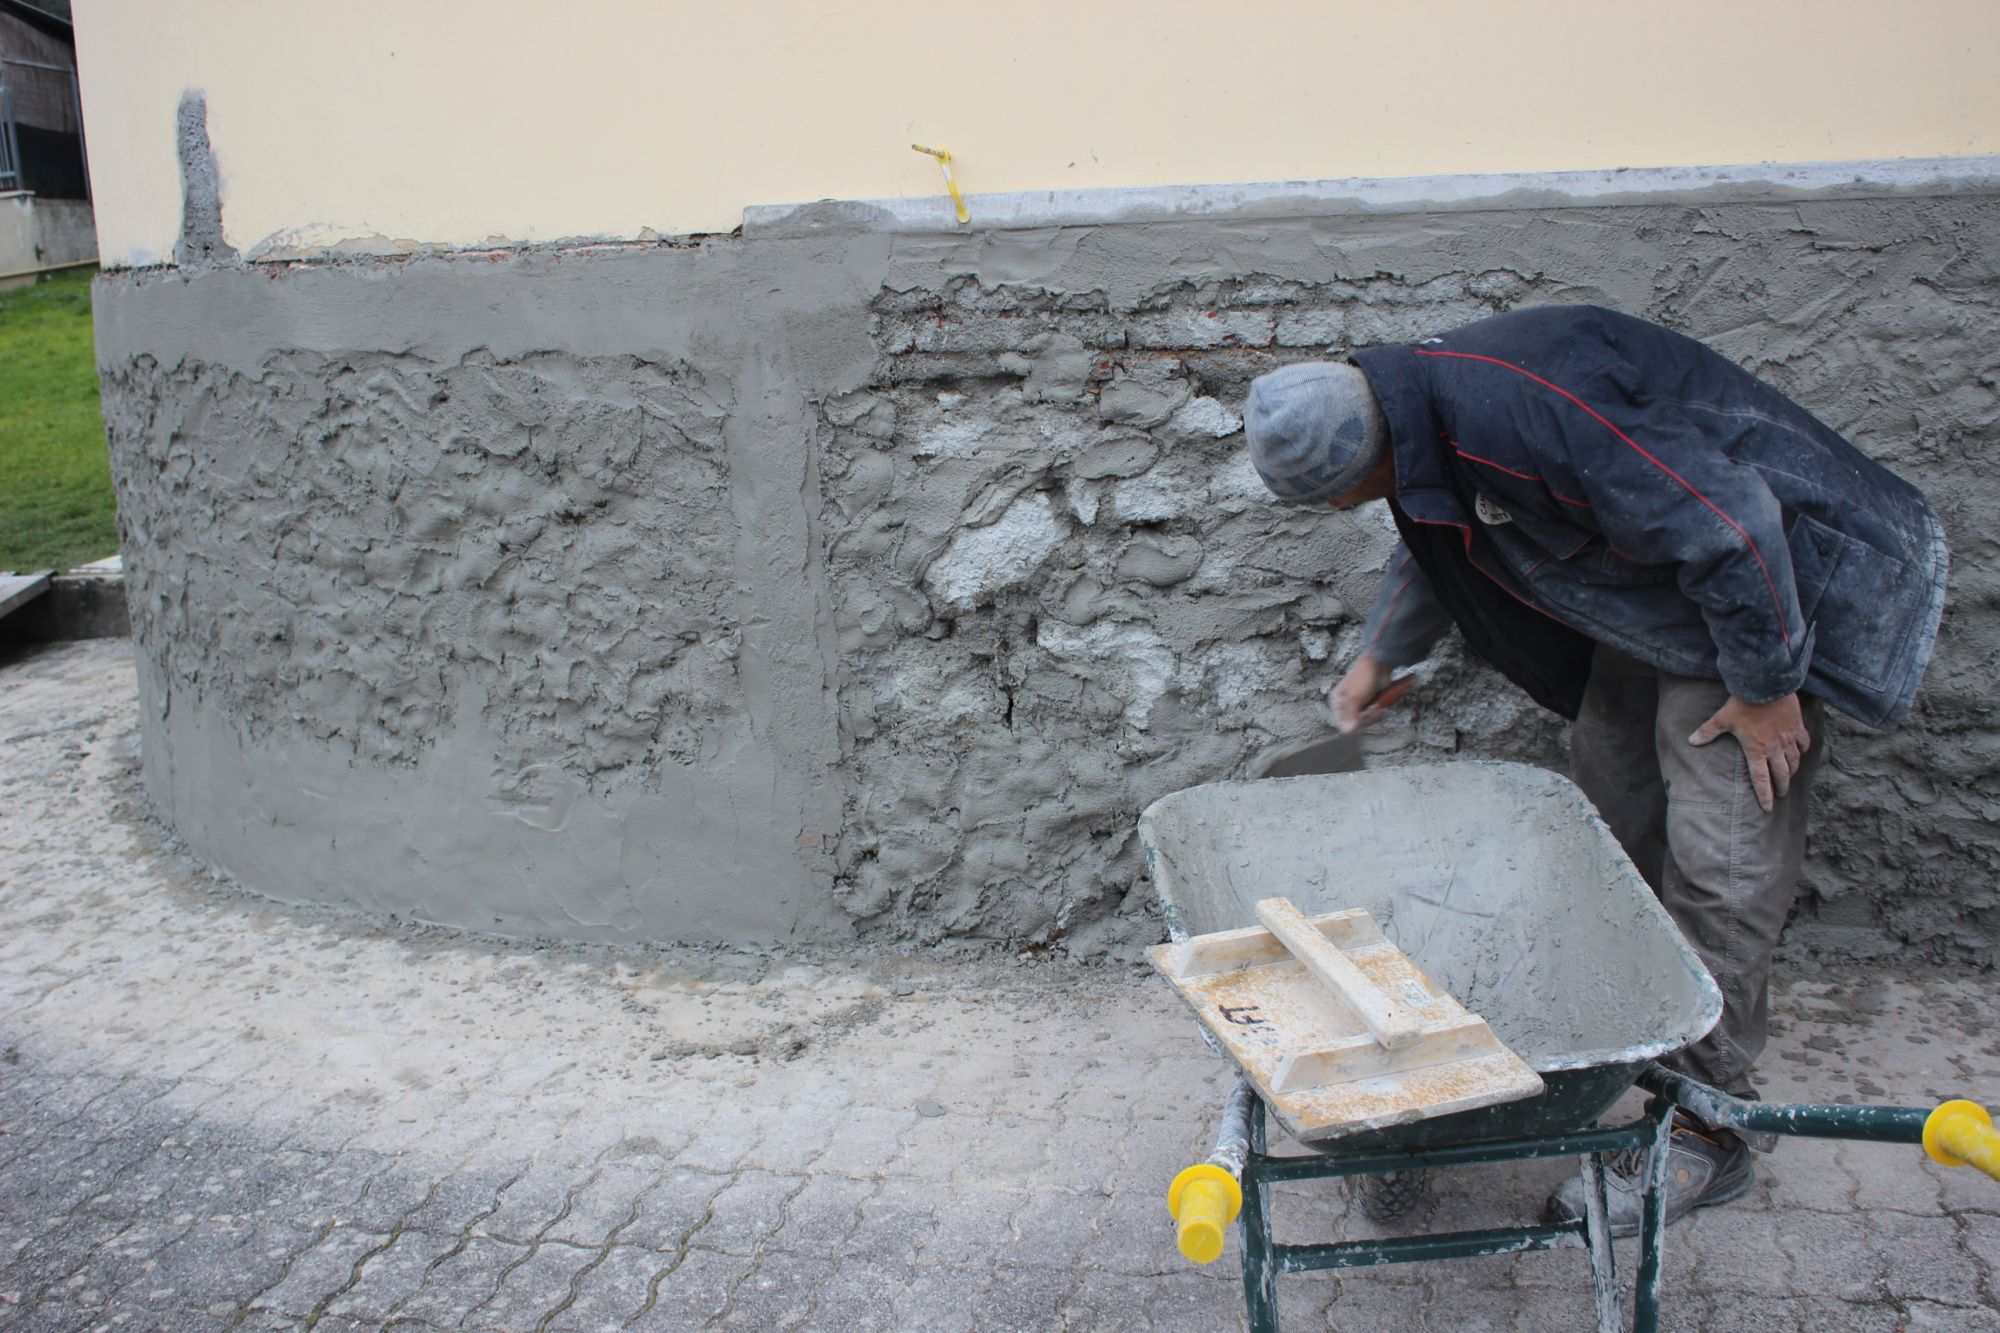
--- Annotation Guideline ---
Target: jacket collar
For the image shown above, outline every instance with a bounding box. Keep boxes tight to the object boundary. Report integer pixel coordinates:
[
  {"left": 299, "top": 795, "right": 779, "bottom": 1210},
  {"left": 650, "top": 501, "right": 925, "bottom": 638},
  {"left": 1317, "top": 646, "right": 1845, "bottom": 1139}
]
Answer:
[{"left": 1351, "top": 345, "right": 1466, "bottom": 529}]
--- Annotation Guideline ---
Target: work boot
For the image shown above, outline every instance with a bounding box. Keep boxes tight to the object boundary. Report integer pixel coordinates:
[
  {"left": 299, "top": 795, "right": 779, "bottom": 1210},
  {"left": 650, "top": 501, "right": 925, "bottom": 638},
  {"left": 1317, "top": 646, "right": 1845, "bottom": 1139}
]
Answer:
[{"left": 1545, "top": 1118, "right": 1753, "bottom": 1238}]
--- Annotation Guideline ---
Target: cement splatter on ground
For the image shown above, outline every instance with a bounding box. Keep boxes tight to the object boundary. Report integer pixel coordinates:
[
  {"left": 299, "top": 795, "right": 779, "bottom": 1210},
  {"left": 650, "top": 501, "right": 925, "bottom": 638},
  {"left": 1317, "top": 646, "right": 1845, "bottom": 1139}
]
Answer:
[{"left": 3, "top": 638, "right": 1998, "bottom": 1330}]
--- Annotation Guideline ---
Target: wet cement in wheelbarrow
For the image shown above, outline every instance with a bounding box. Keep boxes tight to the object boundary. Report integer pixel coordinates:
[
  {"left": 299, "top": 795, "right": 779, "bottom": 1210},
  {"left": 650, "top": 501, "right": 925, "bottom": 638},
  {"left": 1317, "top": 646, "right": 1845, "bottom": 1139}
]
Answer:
[{"left": 1139, "top": 763, "right": 1720, "bottom": 1077}]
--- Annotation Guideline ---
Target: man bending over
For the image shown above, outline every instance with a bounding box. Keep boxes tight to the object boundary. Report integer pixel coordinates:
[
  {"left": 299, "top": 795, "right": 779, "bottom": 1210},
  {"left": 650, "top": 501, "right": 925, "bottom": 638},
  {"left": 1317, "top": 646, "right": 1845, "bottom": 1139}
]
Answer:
[{"left": 1242, "top": 304, "right": 1947, "bottom": 1231}]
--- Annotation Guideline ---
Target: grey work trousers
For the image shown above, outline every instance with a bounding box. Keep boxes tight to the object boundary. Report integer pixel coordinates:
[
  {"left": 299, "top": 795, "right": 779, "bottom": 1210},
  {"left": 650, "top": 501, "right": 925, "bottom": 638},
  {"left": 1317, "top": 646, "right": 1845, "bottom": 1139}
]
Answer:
[{"left": 1569, "top": 645, "right": 1827, "bottom": 1102}]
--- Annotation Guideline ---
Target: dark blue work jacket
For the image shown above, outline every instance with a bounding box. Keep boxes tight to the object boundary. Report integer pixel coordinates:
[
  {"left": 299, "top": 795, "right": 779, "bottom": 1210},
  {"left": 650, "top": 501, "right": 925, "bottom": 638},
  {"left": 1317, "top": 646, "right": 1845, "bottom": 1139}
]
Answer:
[{"left": 1351, "top": 305, "right": 1947, "bottom": 730}]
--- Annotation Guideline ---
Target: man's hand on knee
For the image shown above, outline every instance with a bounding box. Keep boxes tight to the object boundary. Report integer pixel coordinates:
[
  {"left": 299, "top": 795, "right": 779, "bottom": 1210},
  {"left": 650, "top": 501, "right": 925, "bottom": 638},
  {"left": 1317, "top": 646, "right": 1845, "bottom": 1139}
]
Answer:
[{"left": 1688, "top": 692, "right": 1812, "bottom": 813}]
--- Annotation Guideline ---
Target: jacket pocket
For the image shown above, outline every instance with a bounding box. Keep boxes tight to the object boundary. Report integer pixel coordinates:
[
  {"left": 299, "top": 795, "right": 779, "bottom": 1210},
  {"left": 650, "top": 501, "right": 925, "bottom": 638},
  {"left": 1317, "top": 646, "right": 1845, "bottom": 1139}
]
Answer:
[
  {"left": 1528, "top": 536, "right": 1674, "bottom": 589},
  {"left": 1585, "top": 543, "right": 1676, "bottom": 587},
  {"left": 1786, "top": 513, "right": 1906, "bottom": 694}
]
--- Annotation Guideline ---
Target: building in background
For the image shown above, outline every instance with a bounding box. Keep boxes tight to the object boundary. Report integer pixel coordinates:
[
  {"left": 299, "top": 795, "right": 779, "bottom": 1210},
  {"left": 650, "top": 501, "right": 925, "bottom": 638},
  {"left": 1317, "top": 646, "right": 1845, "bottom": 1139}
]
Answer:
[
  {"left": 69, "top": 2, "right": 2000, "bottom": 964},
  {"left": 0, "top": 0, "right": 93, "bottom": 280}
]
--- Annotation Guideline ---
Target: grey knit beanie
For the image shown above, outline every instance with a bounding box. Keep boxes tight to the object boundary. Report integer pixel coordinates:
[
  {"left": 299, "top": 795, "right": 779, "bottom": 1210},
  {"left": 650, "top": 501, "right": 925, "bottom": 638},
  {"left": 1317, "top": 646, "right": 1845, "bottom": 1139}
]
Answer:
[{"left": 1243, "top": 362, "right": 1389, "bottom": 504}]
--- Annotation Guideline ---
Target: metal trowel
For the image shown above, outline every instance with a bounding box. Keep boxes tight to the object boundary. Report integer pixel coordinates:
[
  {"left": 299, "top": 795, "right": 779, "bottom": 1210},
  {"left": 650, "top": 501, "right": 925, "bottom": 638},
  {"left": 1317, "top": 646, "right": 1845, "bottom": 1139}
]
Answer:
[{"left": 1246, "top": 679, "right": 1411, "bottom": 780}]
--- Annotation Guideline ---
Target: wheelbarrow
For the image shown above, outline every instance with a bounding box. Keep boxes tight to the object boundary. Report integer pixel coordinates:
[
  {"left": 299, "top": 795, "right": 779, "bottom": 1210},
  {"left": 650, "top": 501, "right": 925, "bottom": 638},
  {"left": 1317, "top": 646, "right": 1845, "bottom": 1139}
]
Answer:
[{"left": 1139, "top": 761, "right": 2000, "bottom": 1333}]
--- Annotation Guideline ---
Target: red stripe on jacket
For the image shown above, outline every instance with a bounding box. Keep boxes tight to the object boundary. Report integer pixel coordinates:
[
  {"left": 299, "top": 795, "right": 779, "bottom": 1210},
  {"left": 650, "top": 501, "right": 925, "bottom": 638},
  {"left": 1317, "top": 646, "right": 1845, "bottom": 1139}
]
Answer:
[{"left": 1418, "top": 349, "right": 1791, "bottom": 647}]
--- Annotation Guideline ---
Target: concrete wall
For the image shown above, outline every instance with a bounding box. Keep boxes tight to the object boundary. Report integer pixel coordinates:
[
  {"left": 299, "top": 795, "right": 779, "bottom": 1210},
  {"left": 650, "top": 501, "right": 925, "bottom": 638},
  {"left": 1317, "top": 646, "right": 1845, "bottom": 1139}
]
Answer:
[
  {"left": 33, "top": 196, "right": 95, "bottom": 265},
  {"left": 0, "top": 193, "right": 97, "bottom": 276},
  {"left": 72, "top": 0, "right": 2000, "bottom": 267},
  {"left": 0, "top": 191, "right": 32, "bottom": 273},
  {"left": 94, "top": 161, "right": 2000, "bottom": 963}
]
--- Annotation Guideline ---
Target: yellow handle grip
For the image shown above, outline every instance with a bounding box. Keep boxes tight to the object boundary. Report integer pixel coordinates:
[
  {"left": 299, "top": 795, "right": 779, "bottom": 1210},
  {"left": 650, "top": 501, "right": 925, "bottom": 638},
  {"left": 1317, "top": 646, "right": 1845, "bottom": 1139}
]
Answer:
[
  {"left": 1167, "top": 1164, "right": 1244, "bottom": 1264},
  {"left": 1925, "top": 1100, "right": 2000, "bottom": 1180}
]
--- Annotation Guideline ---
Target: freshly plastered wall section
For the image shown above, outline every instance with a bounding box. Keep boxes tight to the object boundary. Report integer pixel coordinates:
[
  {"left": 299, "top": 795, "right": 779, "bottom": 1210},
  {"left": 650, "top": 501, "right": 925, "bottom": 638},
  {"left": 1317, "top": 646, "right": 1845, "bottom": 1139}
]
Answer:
[
  {"left": 96, "top": 236, "right": 888, "bottom": 944},
  {"left": 96, "top": 178, "right": 2000, "bottom": 961}
]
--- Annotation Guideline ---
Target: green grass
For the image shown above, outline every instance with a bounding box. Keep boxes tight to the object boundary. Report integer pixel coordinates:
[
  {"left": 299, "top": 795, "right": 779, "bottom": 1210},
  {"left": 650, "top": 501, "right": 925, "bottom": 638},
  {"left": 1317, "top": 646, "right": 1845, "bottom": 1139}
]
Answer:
[{"left": 0, "top": 265, "right": 116, "bottom": 572}]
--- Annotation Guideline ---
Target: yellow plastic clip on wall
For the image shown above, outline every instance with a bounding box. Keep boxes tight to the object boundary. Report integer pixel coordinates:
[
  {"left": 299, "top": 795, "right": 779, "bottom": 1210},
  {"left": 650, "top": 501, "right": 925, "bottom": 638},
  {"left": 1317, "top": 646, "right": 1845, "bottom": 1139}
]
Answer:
[{"left": 911, "top": 144, "right": 970, "bottom": 225}]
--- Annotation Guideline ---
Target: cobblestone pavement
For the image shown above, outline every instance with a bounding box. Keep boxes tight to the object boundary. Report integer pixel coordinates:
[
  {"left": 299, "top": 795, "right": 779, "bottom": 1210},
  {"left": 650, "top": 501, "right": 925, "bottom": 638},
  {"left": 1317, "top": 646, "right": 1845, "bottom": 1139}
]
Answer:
[{"left": 4, "top": 637, "right": 2000, "bottom": 1332}]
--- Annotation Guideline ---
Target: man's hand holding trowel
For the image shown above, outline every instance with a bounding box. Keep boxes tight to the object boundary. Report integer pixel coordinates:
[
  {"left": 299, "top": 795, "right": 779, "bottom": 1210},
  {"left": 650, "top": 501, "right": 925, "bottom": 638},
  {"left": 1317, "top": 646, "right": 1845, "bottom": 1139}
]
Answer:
[
  {"left": 1247, "top": 653, "right": 1412, "bottom": 780},
  {"left": 1328, "top": 652, "right": 1411, "bottom": 735}
]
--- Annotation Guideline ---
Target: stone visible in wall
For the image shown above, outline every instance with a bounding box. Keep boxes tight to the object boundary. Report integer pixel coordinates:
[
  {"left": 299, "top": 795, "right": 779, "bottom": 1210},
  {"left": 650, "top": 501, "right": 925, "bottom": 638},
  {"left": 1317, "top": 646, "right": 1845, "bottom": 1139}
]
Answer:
[
  {"left": 814, "top": 268, "right": 1561, "bottom": 955},
  {"left": 95, "top": 187, "right": 2000, "bottom": 966}
]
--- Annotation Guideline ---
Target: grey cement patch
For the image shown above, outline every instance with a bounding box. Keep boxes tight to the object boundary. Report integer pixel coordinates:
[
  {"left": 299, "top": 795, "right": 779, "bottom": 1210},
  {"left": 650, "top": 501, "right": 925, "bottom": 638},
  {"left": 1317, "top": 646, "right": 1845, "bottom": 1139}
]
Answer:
[
  {"left": 93, "top": 178, "right": 2000, "bottom": 961},
  {"left": 173, "top": 91, "right": 236, "bottom": 269},
  {"left": 745, "top": 154, "right": 2000, "bottom": 238}
]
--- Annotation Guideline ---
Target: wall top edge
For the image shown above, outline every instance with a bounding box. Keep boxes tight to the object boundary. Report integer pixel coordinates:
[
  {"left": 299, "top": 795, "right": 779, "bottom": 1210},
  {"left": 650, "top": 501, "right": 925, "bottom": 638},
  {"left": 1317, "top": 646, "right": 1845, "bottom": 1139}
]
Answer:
[
  {"left": 99, "top": 154, "right": 2000, "bottom": 271},
  {"left": 742, "top": 155, "right": 2000, "bottom": 239}
]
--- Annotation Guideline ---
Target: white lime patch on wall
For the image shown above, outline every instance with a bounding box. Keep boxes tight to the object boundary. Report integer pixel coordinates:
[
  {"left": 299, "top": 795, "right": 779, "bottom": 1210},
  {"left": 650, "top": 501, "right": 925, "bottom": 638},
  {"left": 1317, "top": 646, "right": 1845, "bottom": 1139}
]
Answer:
[
  {"left": 1035, "top": 620, "right": 1176, "bottom": 728},
  {"left": 914, "top": 416, "right": 993, "bottom": 460},
  {"left": 1211, "top": 452, "right": 1274, "bottom": 508},
  {"left": 1170, "top": 396, "right": 1243, "bottom": 439},
  {"left": 1187, "top": 641, "right": 1280, "bottom": 711},
  {"left": 1110, "top": 473, "right": 1195, "bottom": 524},
  {"left": 922, "top": 493, "right": 1068, "bottom": 610}
]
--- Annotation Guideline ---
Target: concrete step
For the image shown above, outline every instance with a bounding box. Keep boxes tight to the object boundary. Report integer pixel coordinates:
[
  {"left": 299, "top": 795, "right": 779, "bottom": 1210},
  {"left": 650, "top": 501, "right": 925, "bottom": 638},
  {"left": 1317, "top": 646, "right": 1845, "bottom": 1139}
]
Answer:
[
  {"left": 0, "top": 570, "right": 52, "bottom": 620},
  {"left": 0, "top": 562, "right": 126, "bottom": 641}
]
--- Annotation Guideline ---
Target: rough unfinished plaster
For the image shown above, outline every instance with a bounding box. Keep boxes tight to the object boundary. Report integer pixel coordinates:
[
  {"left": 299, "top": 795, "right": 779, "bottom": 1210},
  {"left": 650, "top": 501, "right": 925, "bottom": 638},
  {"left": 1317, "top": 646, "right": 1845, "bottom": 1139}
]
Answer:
[
  {"left": 95, "top": 176, "right": 2000, "bottom": 963},
  {"left": 172, "top": 92, "right": 234, "bottom": 268}
]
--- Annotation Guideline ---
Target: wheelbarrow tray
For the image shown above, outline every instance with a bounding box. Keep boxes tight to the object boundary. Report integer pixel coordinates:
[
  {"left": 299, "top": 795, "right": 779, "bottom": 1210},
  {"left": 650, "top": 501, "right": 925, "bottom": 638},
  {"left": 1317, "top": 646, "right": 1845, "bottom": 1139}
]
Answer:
[{"left": 1139, "top": 761, "right": 1723, "bottom": 1150}]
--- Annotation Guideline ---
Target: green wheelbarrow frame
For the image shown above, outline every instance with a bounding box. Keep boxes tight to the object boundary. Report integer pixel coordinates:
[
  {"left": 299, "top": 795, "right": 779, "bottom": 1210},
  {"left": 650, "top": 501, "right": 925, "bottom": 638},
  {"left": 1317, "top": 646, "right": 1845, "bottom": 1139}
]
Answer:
[
  {"left": 1139, "top": 764, "right": 2000, "bottom": 1330},
  {"left": 1188, "top": 1064, "right": 2000, "bottom": 1333}
]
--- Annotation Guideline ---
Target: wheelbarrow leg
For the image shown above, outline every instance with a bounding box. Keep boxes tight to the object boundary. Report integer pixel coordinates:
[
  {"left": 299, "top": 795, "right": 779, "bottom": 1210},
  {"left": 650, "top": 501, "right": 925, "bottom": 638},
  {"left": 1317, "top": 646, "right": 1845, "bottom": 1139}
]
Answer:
[
  {"left": 1632, "top": 1100, "right": 1673, "bottom": 1333},
  {"left": 1577, "top": 1152, "right": 1621, "bottom": 1333},
  {"left": 1241, "top": 1094, "right": 1281, "bottom": 1333}
]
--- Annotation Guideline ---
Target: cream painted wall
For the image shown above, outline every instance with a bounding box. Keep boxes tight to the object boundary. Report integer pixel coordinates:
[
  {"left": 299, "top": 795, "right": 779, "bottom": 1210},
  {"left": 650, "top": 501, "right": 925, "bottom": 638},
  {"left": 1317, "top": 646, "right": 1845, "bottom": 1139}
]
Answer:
[{"left": 74, "top": 0, "right": 2000, "bottom": 267}]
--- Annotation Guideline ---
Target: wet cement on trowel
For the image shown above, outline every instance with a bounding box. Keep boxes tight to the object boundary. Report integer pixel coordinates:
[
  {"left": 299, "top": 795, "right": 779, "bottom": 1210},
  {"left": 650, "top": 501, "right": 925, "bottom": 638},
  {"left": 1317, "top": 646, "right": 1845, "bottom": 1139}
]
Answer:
[{"left": 92, "top": 144, "right": 2000, "bottom": 963}]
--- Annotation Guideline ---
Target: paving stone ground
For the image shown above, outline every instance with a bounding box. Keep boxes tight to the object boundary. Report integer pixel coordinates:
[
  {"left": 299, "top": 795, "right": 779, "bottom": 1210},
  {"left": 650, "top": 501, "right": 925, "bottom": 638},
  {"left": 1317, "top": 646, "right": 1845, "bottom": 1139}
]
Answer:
[{"left": 4, "top": 637, "right": 2000, "bottom": 1332}]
